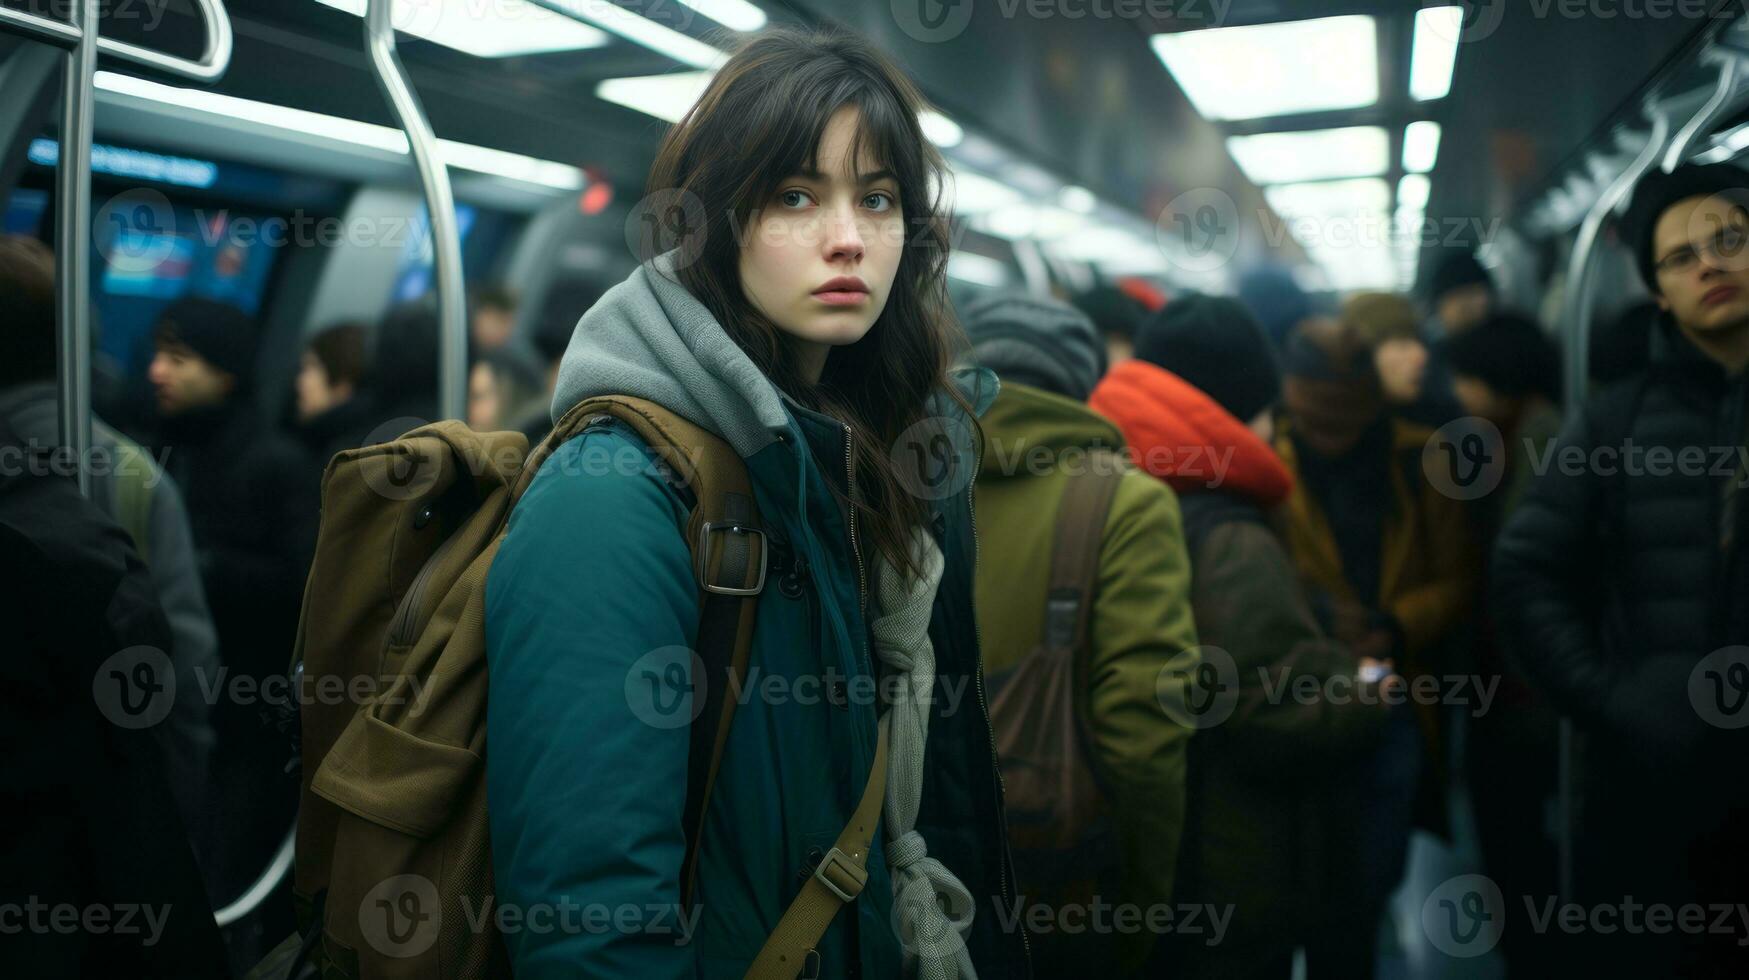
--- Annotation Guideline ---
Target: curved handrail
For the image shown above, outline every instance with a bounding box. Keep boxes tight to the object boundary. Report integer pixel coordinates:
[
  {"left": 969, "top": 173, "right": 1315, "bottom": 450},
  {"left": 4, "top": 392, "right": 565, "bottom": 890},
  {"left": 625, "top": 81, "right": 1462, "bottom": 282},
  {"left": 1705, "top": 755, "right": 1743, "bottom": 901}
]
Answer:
[
  {"left": 214, "top": 824, "right": 296, "bottom": 928},
  {"left": 366, "top": 0, "right": 467, "bottom": 422},
  {"left": 97, "top": 0, "right": 235, "bottom": 82},
  {"left": 1664, "top": 46, "right": 1749, "bottom": 172},
  {"left": 1562, "top": 101, "right": 1675, "bottom": 415},
  {"left": 0, "top": 0, "right": 235, "bottom": 81}
]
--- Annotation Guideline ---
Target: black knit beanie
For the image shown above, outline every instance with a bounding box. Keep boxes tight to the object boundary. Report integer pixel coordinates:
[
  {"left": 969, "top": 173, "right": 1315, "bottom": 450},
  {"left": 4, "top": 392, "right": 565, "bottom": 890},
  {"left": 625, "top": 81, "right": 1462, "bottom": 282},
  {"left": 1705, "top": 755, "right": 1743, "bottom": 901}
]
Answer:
[
  {"left": 154, "top": 297, "right": 258, "bottom": 387},
  {"left": 1622, "top": 162, "right": 1749, "bottom": 294},
  {"left": 1133, "top": 292, "right": 1281, "bottom": 422}
]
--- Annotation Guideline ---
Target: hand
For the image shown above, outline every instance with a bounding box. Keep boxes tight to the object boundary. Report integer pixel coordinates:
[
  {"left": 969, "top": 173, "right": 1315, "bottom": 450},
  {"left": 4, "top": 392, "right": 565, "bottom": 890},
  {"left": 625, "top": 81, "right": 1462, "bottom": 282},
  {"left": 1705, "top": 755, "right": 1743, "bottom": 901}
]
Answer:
[{"left": 1359, "top": 657, "right": 1405, "bottom": 699}]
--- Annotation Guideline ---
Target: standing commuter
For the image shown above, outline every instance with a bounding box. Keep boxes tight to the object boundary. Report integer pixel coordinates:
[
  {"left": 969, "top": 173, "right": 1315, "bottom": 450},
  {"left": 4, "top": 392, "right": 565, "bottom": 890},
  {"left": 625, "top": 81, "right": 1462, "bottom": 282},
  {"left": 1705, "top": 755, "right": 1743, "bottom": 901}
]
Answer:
[
  {"left": 0, "top": 416, "right": 229, "bottom": 979},
  {"left": 484, "top": 28, "right": 1029, "bottom": 978},
  {"left": 294, "top": 321, "right": 375, "bottom": 464},
  {"left": 961, "top": 293, "right": 1198, "bottom": 977},
  {"left": 1493, "top": 162, "right": 1749, "bottom": 976},
  {"left": 1091, "top": 295, "right": 1392, "bottom": 979},
  {"left": 1344, "top": 291, "right": 1431, "bottom": 419},
  {"left": 1273, "top": 317, "right": 1475, "bottom": 979},
  {"left": 147, "top": 296, "right": 315, "bottom": 935},
  {"left": 0, "top": 235, "right": 221, "bottom": 870}
]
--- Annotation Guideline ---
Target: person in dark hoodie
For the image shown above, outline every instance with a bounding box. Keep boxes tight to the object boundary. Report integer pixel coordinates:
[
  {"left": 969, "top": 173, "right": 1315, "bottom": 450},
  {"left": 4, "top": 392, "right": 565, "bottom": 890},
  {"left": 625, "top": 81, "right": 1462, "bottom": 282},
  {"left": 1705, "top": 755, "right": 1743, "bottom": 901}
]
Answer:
[
  {"left": 294, "top": 320, "right": 376, "bottom": 473},
  {"left": 0, "top": 236, "right": 219, "bottom": 859},
  {"left": 0, "top": 415, "right": 229, "bottom": 979},
  {"left": 1273, "top": 316, "right": 1475, "bottom": 979},
  {"left": 961, "top": 292, "right": 1198, "bottom": 977},
  {"left": 146, "top": 296, "right": 314, "bottom": 937},
  {"left": 1090, "top": 294, "right": 1392, "bottom": 979},
  {"left": 1493, "top": 162, "right": 1749, "bottom": 976},
  {"left": 483, "top": 28, "right": 1028, "bottom": 978}
]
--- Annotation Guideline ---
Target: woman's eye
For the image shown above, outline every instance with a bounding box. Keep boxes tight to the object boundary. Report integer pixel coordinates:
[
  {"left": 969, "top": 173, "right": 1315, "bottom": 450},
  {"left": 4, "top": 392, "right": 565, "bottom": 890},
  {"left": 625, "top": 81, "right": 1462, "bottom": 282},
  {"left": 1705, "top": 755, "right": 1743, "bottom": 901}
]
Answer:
[
  {"left": 864, "top": 191, "right": 895, "bottom": 212},
  {"left": 778, "top": 189, "right": 810, "bottom": 209}
]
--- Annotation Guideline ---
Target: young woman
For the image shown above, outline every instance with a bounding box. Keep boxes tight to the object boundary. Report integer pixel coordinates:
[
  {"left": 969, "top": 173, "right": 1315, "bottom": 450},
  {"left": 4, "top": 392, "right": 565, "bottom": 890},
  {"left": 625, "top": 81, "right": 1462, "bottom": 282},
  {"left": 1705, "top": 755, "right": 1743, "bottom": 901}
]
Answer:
[{"left": 483, "top": 28, "right": 1026, "bottom": 979}]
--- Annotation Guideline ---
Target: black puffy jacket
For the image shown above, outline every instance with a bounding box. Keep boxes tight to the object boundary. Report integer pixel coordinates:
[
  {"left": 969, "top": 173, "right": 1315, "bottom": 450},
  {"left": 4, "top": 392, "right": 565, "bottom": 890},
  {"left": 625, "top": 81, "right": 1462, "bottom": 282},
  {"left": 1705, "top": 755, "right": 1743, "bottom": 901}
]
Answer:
[{"left": 1492, "top": 317, "right": 1747, "bottom": 765}]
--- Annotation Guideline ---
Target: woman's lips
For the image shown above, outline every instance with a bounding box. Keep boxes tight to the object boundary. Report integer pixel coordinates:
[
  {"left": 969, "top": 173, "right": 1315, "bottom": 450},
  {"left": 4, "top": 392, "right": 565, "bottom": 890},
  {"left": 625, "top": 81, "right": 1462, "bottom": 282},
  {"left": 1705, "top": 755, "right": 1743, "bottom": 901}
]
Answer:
[{"left": 812, "top": 290, "right": 868, "bottom": 306}]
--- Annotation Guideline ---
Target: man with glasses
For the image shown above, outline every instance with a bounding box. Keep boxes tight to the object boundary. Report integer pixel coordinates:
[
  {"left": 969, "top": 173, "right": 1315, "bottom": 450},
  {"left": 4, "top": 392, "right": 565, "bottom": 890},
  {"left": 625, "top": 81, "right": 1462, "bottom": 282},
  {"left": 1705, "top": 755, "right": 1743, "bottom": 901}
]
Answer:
[{"left": 1493, "top": 163, "right": 1749, "bottom": 975}]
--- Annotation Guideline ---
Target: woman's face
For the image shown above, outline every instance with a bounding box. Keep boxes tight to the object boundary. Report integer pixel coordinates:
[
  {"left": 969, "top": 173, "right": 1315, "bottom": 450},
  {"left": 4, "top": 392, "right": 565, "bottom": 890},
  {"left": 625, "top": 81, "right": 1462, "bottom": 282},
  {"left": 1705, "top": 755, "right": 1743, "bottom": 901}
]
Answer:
[{"left": 738, "top": 106, "right": 905, "bottom": 381}]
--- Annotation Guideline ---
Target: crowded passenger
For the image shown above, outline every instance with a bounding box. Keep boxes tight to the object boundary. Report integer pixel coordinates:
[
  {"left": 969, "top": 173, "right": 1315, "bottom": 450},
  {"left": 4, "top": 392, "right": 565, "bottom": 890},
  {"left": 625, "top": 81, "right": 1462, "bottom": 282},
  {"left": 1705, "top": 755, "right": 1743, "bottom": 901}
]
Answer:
[
  {"left": 1091, "top": 294, "right": 1393, "bottom": 979},
  {"left": 0, "top": 235, "right": 220, "bottom": 868},
  {"left": 960, "top": 292, "right": 1198, "bottom": 977},
  {"left": 467, "top": 345, "right": 545, "bottom": 432},
  {"left": 146, "top": 296, "right": 315, "bottom": 921},
  {"left": 293, "top": 320, "right": 376, "bottom": 473},
  {"left": 483, "top": 28, "right": 1028, "bottom": 977},
  {"left": 0, "top": 414, "right": 229, "bottom": 979},
  {"left": 1493, "top": 161, "right": 1749, "bottom": 975},
  {"left": 1344, "top": 290, "right": 1431, "bottom": 416},
  {"left": 469, "top": 282, "right": 519, "bottom": 353},
  {"left": 1273, "top": 315, "right": 1476, "bottom": 979}
]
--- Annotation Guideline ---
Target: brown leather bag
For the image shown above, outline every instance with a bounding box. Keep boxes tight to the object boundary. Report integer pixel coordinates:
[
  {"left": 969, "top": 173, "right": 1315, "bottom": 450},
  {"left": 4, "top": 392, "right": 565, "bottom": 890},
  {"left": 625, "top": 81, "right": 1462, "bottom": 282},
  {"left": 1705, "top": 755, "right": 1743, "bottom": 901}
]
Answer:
[{"left": 986, "top": 453, "right": 1127, "bottom": 976}]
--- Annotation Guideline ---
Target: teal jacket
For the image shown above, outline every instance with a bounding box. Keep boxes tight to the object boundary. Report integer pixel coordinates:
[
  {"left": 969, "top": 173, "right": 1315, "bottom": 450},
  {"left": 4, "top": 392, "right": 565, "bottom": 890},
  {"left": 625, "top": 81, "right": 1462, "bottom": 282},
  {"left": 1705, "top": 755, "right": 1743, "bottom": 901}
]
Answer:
[{"left": 484, "top": 254, "right": 1029, "bottom": 979}]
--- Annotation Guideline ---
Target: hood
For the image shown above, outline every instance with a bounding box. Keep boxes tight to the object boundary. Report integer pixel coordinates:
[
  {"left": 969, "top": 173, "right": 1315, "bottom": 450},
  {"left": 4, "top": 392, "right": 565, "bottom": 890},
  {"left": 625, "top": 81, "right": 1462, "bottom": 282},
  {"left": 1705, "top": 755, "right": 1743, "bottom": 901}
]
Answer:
[
  {"left": 552, "top": 251, "right": 998, "bottom": 461},
  {"left": 551, "top": 251, "right": 796, "bottom": 460},
  {"left": 0, "top": 381, "right": 58, "bottom": 446},
  {"left": 976, "top": 381, "right": 1125, "bottom": 481},
  {"left": 1089, "top": 359, "right": 1293, "bottom": 506}
]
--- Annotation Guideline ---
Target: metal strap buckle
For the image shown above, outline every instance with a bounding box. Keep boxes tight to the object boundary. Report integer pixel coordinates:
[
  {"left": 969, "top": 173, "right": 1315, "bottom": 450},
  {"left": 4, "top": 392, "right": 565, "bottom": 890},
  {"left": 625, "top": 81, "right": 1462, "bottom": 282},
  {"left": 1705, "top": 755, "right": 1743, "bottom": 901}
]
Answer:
[
  {"left": 697, "top": 522, "right": 768, "bottom": 596},
  {"left": 811, "top": 846, "right": 867, "bottom": 904}
]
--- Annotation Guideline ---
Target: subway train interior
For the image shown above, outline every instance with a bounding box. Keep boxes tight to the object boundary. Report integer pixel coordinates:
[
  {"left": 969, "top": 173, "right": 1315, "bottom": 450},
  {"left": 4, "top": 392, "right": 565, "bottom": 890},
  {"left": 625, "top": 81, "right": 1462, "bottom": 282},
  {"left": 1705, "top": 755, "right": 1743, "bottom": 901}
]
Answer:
[{"left": 4, "top": 0, "right": 1748, "bottom": 977}]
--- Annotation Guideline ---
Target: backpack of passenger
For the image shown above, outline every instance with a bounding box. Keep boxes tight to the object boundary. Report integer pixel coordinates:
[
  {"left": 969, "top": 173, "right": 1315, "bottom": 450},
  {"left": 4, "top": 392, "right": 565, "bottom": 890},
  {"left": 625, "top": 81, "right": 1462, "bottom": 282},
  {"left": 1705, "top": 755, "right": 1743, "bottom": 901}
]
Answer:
[
  {"left": 269, "top": 395, "right": 770, "bottom": 979},
  {"left": 984, "top": 452, "right": 1127, "bottom": 978}
]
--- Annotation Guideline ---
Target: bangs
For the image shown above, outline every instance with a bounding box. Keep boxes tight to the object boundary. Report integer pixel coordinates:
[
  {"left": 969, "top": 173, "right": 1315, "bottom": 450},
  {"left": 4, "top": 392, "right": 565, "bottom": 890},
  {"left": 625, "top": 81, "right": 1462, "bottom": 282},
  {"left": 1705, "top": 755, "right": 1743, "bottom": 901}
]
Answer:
[{"left": 740, "top": 74, "right": 930, "bottom": 210}]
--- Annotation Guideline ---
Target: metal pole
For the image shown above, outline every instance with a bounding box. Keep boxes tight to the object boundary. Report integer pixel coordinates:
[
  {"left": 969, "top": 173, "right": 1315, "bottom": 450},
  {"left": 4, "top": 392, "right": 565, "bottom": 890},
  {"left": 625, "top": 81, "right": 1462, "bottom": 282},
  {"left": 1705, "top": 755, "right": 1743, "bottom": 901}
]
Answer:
[
  {"left": 55, "top": 0, "right": 98, "bottom": 496},
  {"left": 365, "top": 0, "right": 466, "bottom": 422}
]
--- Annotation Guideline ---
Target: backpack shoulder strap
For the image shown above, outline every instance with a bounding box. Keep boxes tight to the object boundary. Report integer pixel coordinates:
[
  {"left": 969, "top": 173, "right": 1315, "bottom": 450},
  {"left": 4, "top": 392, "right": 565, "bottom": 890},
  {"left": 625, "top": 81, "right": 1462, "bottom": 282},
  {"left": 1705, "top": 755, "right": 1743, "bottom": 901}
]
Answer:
[
  {"left": 536, "top": 396, "right": 890, "bottom": 974},
  {"left": 746, "top": 718, "right": 889, "bottom": 980},
  {"left": 1043, "top": 451, "right": 1128, "bottom": 657},
  {"left": 108, "top": 439, "right": 157, "bottom": 564},
  {"left": 537, "top": 395, "right": 766, "bottom": 909}
]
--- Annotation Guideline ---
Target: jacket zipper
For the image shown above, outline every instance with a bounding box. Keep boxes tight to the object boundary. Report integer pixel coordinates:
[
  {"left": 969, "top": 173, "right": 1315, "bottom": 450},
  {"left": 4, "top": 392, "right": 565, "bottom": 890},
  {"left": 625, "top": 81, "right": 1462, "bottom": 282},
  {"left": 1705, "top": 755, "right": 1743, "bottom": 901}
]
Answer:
[
  {"left": 389, "top": 529, "right": 460, "bottom": 647},
  {"left": 843, "top": 423, "right": 870, "bottom": 649}
]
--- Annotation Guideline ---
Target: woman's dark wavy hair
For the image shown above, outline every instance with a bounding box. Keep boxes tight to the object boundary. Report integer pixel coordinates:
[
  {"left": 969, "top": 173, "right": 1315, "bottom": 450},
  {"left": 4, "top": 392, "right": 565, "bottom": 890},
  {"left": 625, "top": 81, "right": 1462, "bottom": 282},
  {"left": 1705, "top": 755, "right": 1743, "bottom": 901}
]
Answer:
[{"left": 644, "top": 26, "right": 968, "bottom": 579}]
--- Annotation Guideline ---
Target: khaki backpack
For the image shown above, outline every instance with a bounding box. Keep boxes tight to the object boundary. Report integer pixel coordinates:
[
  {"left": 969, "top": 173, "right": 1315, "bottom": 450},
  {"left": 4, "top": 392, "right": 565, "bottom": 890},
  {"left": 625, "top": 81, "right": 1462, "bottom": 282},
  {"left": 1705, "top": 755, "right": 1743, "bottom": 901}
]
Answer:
[
  {"left": 261, "top": 395, "right": 886, "bottom": 980},
  {"left": 984, "top": 453, "right": 1127, "bottom": 978}
]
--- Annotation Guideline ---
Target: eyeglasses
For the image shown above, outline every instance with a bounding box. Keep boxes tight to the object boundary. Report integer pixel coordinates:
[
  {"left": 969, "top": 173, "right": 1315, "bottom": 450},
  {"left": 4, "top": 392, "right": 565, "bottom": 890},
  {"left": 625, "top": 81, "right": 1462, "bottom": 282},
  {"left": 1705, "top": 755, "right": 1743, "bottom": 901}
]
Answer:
[{"left": 1654, "top": 225, "right": 1749, "bottom": 276}]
